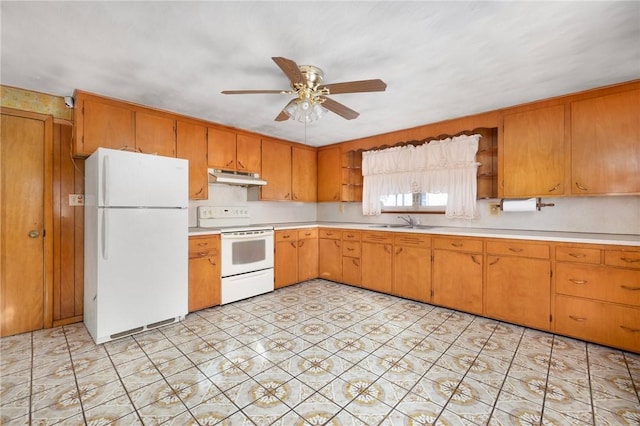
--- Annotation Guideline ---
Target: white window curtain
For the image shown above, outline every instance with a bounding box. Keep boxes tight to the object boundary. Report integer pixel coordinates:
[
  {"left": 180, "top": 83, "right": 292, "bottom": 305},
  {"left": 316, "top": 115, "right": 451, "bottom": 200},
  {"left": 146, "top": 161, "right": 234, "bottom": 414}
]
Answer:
[{"left": 362, "top": 134, "right": 481, "bottom": 219}]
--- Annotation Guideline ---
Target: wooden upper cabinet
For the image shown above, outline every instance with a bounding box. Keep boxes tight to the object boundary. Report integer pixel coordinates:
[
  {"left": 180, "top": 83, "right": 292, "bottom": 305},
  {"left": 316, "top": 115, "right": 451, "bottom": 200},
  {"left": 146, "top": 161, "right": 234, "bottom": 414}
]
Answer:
[
  {"left": 292, "top": 146, "right": 317, "bottom": 202},
  {"left": 135, "top": 112, "right": 176, "bottom": 157},
  {"left": 571, "top": 89, "right": 640, "bottom": 195},
  {"left": 207, "top": 127, "right": 237, "bottom": 170},
  {"left": 501, "top": 104, "right": 565, "bottom": 197},
  {"left": 74, "top": 95, "right": 135, "bottom": 156},
  {"left": 317, "top": 147, "right": 342, "bottom": 201},
  {"left": 236, "top": 134, "right": 261, "bottom": 173},
  {"left": 261, "top": 139, "right": 292, "bottom": 200},
  {"left": 176, "top": 121, "right": 208, "bottom": 200}
]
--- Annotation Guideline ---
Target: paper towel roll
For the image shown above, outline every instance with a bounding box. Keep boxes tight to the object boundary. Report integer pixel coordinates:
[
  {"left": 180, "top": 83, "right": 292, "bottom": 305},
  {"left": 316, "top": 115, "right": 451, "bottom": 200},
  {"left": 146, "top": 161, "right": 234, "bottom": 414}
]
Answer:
[{"left": 501, "top": 198, "right": 538, "bottom": 212}]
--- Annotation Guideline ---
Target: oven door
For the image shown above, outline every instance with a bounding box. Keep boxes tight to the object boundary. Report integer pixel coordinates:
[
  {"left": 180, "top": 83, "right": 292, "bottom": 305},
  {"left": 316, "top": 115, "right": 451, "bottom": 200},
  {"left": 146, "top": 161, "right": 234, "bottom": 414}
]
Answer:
[{"left": 220, "top": 230, "right": 274, "bottom": 277}]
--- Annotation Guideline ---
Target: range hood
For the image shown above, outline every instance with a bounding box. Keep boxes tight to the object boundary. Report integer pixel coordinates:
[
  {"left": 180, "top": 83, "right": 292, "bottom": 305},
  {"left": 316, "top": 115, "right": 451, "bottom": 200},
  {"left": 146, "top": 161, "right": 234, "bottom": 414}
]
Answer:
[{"left": 208, "top": 169, "right": 267, "bottom": 186}]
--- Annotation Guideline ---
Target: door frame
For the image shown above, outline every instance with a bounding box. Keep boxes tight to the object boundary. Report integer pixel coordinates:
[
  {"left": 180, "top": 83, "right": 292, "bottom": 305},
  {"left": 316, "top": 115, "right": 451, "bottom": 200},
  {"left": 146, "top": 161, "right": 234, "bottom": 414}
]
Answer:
[{"left": 1, "top": 107, "right": 54, "bottom": 329}]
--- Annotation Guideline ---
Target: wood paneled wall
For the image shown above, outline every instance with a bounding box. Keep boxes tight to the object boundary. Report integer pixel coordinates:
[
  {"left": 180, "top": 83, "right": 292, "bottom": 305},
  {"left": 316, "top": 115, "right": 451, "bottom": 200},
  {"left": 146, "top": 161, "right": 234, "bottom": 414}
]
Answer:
[{"left": 52, "top": 121, "right": 84, "bottom": 326}]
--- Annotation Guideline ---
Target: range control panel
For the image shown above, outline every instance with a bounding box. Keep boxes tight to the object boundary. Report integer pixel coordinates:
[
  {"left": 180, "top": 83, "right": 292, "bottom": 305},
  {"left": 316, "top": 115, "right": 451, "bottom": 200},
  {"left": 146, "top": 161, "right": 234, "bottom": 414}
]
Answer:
[{"left": 198, "top": 206, "right": 249, "bottom": 219}]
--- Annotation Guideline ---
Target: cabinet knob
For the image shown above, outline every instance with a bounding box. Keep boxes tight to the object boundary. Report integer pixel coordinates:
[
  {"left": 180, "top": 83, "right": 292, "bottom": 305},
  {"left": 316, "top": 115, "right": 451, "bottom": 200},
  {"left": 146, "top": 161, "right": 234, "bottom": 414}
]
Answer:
[{"left": 28, "top": 230, "right": 40, "bottom": 238}]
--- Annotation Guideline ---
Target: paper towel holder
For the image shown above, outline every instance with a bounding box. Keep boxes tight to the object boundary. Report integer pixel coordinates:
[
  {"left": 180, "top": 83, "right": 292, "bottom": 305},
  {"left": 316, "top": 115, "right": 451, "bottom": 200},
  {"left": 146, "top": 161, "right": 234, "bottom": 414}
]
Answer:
[{"left": 500, "top": 198, "right": 555, "bottom": 211}]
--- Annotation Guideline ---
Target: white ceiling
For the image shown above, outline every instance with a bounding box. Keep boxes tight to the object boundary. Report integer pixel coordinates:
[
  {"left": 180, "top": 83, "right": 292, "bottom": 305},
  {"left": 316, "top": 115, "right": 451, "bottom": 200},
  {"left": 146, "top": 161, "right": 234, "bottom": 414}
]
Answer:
[{"left": 1, "top": 2, "right": 639, "bottom": 146}]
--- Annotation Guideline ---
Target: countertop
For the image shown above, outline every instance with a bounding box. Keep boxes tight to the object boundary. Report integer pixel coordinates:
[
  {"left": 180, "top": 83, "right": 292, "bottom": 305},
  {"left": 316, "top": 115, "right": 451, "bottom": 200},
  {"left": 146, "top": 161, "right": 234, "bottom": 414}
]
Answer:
[{"left": 189, "top": 222, "right": 640, "bottom": 246}]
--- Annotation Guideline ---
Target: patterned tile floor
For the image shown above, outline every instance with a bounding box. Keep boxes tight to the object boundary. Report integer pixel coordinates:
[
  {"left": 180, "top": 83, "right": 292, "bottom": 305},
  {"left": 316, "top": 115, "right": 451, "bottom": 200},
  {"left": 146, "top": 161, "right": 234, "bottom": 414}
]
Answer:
[{"left": 1, "top": 279, "right": 639, "bottom": 425}]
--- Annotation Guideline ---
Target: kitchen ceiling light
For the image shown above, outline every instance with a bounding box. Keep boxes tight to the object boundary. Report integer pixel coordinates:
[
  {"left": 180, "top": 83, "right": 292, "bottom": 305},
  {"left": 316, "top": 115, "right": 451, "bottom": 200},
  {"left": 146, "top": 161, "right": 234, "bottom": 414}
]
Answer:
[{"left": 284, "top": 97, "right": 327, "bottom": 123}]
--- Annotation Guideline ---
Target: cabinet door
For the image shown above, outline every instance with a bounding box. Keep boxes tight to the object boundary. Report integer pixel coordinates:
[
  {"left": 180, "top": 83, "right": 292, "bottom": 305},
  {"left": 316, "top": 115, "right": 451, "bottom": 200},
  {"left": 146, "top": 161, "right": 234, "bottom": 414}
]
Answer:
[
  {"left": 361, "top": 242, "right": 393, "bottom": 294},
  {"left": 342, "top": 257, "right": 361, "bottom": 286},
  {"left": 319, "top": 238, "right": 342, "bottom": 282},
  {"left": 188, "top": 255, "right": 220, "bottom": 312},
  {"left": 176, "top": 121, "right": 208, "bottom": 200},
  {"left": 571, "top": 89, "right": 640, "bottom": 194},
  {"left": 236, "top": 134, "right": 261, "bottom": 173},
  {"left": 485, "top": 256, "right": 551, "bottom": 330},
  {"left": 317, "top": 147, "right": 342, "bottom": 201},
  {"left": 432, "top": 250, "right": 483, "bottom": 315},
  {"left": 275, "top": 240, "right": 298, "bottom": 288},
  {"left": 135, "top": 112, "right": 176, "bottom": 157},
  {"left": 208, "top": 127, "right": 236, "bottom": 170},
  {"left": 394, "top": 245, "right": 431, "bottom": 303},
  {"left": 502, "top": 105, "right": 565, "bottom": 197},
  {"left": 298, "top": 237, "right": 318, "bottom": 281},
  {"left": 79, "top": 98, "right": 135, "bottom": 155},
  {"left": 261, "top": 139, "right": 292, "bottom": 200},
  {"left": 292, "top": 146, "right": 317, "bottom": 202}
]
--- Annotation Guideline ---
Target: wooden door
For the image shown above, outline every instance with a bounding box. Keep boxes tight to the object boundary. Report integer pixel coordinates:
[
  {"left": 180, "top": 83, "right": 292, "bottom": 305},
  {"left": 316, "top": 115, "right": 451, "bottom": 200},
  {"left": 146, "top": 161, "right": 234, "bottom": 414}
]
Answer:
[
  {"left": 261, "top": 139, "right": 292, "bottom": 200},
  {"left": 79, "top": 97, "right": 135, "bottom": 155},
  {"left": 485, "top": 256, "right": 551, "bottom": 330},
  {"left": 1, "top": 110, "right": 53, "bottom": 336},
  {"left": 571, "top": 89, "right": 640, "bottom": 194},
  {"left": 208, "top": 127, "right": 236, "bottom": 170},
  {"left": 292, "top": 146, "right": 317, "bottom": 202},
  {"left": 317, "top": 147, "right": 342, "bottom": 201},
  {"left": 432, "top": 250, "right": 483, "bottom": 315},
  {"left": 298, "top": 237, "right": 318, "bottom": 282},
  {"left": 236, "top": 134, "right": 261, "bottom": 173},
  {"left": 394, "top": 245, "right": 431, "bottom": 303},
  {"left": 176, "top": 121, "right": 208, "bottom": 200},
  {"left": 135, "top": 112, "right": 176, "bottom": 157},
  {"left": 318, "top": 238, "right": 342, "bottom": 282},
  {"left": 502, "top": 105, "right": 565, "bottom": 197},
  {"left": 361, "top": 242, "right": 393, "bottom": 294}
]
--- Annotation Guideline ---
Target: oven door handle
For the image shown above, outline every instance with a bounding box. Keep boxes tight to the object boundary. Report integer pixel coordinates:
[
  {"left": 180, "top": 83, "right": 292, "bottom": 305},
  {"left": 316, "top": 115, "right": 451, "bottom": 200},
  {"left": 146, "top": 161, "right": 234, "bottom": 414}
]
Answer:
[{"left": 222, "top": 232, "right": 273, "bottom": 240}]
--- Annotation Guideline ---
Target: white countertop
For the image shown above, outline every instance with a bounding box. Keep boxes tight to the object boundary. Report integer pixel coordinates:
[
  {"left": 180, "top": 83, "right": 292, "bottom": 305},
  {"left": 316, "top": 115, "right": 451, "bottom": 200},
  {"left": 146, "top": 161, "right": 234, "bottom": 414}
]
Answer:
[{"left": 190, "top": 222, "right": 640, "bottom": 246}]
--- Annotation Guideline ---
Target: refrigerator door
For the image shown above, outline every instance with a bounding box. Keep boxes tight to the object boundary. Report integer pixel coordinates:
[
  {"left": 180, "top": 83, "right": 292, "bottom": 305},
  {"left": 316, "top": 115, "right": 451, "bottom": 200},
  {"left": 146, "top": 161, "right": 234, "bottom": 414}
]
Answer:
[
  {"left": 91, "top": 207, "right": 188, "bottom": 342},
  {"left": 95, "top": 148, "right": 188, "bottom": 208}
]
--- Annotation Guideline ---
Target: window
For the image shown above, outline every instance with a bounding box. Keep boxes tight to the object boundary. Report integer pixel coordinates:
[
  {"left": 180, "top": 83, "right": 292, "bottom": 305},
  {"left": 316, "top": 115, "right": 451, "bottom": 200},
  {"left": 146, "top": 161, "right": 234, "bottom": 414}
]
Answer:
[{"left": 380, "top": 192, "right": 448, "bottom": 213}]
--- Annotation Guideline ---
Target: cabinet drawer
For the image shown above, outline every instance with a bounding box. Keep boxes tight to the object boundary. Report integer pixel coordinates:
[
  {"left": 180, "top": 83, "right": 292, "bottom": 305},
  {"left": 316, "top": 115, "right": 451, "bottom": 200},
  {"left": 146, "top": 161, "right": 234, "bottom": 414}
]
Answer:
[
  {"left": 554, "top": 295, "right": 640, "bottom": 353},
  {"left": 605, "top": 249, "right": 640, "bottom": 270},
  {"left": 188, "top": 236, "right": 219, "bottom": 256},
  {"left": 361, "top": 232, "right": 394, "bottom": 244},
  {"left": 434, "top": 237, "right": 483, "bottom": 253},
  {"left": 297, "top": 228, "right": 318, "bottom": 239},
  {"left": 275, "top": 230, "right": 298, "bottom": 242},
  {"left": 319, "top": 229, "right": 341, "bottom": 239},
  {"left": 342, "top": 230, "right": 361, "bottom": 241},
  {"left": 394, "top": 233, "right": 431, "bottom": 248},
  {"left": 487, "top": 240, "right": 549, "bottom": 259},
  {"left": 556, "top": 263, "right": 640, "bottom": 307},
  {"left": 343, "top": 241, "right": 361, "bottom": 257},
  {"left": 555, "top": 246, "right": 601, "bottom": 264}
]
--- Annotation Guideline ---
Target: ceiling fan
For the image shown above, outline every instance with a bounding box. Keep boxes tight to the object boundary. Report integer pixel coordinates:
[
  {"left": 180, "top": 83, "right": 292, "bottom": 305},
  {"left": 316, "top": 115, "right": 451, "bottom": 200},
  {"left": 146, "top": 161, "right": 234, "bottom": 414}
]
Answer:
[{"left": 221, "top": 57, "right": 387, "bottom": 122}]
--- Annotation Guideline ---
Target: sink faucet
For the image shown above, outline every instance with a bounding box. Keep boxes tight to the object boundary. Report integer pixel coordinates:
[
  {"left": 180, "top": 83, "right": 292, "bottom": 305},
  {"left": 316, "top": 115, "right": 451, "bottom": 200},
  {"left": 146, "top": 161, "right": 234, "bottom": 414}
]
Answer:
[{"left": 398, "top": 215, "right": 417, "bottom": 227}]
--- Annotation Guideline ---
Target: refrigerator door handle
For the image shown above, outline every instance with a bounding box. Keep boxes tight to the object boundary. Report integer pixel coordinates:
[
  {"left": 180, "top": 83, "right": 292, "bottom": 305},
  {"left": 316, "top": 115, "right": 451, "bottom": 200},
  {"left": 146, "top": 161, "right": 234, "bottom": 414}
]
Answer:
[
  {"left": 103, "top": 155, "right": 109, "bottom": 207},
  {"left": 102, "top": 209, "right": 109, "bottom": 260}
]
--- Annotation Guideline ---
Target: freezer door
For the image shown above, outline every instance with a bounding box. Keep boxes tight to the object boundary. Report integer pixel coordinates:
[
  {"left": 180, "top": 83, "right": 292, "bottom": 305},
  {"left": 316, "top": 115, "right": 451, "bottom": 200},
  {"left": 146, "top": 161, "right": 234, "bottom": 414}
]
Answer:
[
  {"left": 93, "top": 208, "right": 188, "bottom": 341},
  {"left": 96, "top": 148, "right": 188, "bottom": 208}
]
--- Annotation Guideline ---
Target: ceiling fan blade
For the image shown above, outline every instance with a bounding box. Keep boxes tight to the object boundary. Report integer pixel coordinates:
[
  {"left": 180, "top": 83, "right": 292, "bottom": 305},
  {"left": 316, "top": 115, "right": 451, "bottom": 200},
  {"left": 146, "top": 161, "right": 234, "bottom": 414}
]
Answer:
[
  {"left": 275, "top": 100, "right": 295, "bottom": 121},
  {"left": 272, "top": 57, "right": 305, "bottom": 86},
  {"left": 221, "top": 90, "right": 290, "bottom": 95},
  {"left": 319, "top": 79, "right": 387, "bottom": 94},
  {"left": 320, "top": 97, "right": 360, "bottom": 120}
]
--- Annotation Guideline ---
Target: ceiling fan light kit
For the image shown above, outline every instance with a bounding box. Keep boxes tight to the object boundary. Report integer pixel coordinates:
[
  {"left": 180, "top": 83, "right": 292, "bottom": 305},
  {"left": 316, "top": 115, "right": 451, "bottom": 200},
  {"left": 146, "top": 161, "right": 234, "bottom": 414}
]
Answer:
[{"left": 222, "top": 57, "right": 387, "bottom": 123}]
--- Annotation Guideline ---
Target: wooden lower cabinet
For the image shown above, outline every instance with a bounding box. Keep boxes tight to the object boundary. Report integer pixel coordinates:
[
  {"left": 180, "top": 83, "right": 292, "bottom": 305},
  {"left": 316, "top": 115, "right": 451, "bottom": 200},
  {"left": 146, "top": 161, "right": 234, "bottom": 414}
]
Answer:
[
  {"left": 361, "top": 232, "right": 393, "bottom": 294},
  {"left": 188, "top": 235, "right": 220, "bottom": 312},
  {"left": 485, "top": 240, "right": 551, "bottom": 331},
  {"left": 275, "top": 232, "right": 298, "bottom": 288},
  {"left": 318, "top": 229, "right": 342, "bottom": 282},
  {"left": 393, "top": 234, "right": 431, "bottom": 303},
  {"left": 342, "top": 231, "right": 361, "bottom": 286},
  {"left": 297, "top": 229, "right": 318, "bottom": 282},
  {"left": 432, "top": 247, "right": 483, "bottom": 315}
]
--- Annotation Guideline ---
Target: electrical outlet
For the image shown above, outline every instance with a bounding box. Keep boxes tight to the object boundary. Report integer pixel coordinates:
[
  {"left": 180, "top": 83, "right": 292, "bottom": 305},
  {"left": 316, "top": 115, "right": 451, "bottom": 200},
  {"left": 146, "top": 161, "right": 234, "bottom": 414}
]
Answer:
[
  {"left": 69, "top": 194, "right": 84, "bottom": 206},
  {"left": 489, "top": 203, "right": 500, "bottom": 215}
]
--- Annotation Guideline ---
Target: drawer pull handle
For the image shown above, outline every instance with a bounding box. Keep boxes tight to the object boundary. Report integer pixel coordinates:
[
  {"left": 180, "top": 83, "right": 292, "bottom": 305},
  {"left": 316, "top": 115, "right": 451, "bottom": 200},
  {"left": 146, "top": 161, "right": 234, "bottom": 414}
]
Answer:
[
  {"left": 304, "top": 232, "right": 312, "bottom": 236},
  {"left": 197, "top": 243, "right": 208, "bottom": 246},
  {"left": 283, "top": 235, "right": 290, "bottom": 239},
  {"left": 197, "top": 252, "right": 208, "bottom": 257},
  {"left": 347, "top": 248, "right": 354, "bottom": 252},
  {"left": 569, "top": 315, "right": 587, "bottom": 322},
  {"left": 620, "top": 325, "right": 640, "bottom": 333},
  {"left": 451, "top": 243, "right": 463, "bottom": 248},
  {"left": 471, "top": 255, "right": 481, "bottom": 265},
  {"left": 569, "top": 279, "right": 587, "bottom": 285},
  {"left": 620, "top": 257, "right": 640, "bottom": 263},
  {"left": 568, "top": 253, "right": 586, "bottom": 258},
  {"left": 508, "top": 248, "right": 523, "bottom": 253},
  {"left": 621, "top": 285, "right": 640, "bottom": 291}
]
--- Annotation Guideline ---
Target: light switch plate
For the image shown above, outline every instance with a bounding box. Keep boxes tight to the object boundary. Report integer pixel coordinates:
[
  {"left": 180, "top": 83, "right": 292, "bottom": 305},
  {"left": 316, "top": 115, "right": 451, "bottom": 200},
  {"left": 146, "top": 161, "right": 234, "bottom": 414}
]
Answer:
[{"left": 69, "top": 194, "right": 84, "bottom": 206}]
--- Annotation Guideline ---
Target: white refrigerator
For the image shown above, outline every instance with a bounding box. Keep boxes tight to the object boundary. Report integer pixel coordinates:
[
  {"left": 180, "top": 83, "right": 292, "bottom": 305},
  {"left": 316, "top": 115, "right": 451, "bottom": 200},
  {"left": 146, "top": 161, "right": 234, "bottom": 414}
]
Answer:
[{"left": 84, "top": 148, "right": 188, "bottom": 344}]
